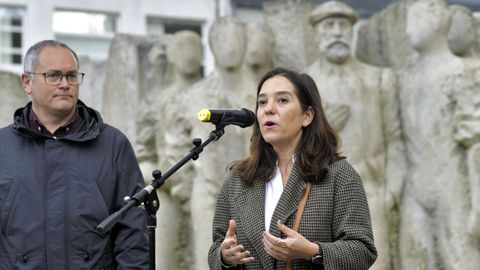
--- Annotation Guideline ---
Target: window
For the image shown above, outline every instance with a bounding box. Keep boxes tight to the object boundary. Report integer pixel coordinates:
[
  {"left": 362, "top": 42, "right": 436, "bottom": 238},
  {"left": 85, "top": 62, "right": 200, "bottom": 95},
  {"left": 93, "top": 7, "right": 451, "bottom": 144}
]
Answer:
[
  {"left": 146, "top": 17, "right": 202, "bottom": 36},
  {"left": 53, "top": 10, "right": 117, "bottom": 62},
  {"left": 146, "top": 17, "right": 204, "bottom": 75},
  {"left": 0, "top": 6, "right": 24, "bottom": 68}
]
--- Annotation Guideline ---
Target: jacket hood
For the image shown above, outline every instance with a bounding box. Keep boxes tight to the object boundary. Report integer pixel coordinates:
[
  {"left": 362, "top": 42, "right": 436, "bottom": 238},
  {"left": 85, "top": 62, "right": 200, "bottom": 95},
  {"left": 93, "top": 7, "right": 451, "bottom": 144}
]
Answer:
[{"left": 10, "top": 100, "right": 104, "bottom": 142}]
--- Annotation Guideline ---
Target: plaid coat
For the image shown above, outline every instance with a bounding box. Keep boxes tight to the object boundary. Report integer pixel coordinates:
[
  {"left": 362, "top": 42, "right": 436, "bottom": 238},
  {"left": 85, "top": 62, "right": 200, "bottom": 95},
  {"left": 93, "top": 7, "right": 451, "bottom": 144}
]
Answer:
[{"left": 208, "top": 159, "right": 377, "bottom": 270}]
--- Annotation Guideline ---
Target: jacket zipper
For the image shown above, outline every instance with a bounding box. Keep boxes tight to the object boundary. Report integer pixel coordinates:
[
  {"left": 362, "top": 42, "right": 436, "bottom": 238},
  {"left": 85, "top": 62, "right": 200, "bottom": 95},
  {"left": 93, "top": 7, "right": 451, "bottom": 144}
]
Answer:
[{"left": 44, "top": 143, "right": 49, "bottom": 268}]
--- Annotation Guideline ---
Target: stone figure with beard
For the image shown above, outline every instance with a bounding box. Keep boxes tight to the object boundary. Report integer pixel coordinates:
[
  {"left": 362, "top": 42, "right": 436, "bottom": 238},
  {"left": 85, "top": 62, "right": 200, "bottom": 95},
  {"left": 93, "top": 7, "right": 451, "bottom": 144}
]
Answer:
[{"left": 306, "top": 2, "right": 406, "bottom": 270}]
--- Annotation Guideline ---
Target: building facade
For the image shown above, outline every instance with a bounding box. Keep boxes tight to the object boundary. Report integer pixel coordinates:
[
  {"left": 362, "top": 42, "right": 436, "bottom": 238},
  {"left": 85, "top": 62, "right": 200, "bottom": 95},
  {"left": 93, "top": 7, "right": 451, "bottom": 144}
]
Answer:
[
  {"left": 1, "top": 0, "right": 478, "bottom": 74},
  {"left": 0, "top": 0, "right": 266, "bottom": 74}
]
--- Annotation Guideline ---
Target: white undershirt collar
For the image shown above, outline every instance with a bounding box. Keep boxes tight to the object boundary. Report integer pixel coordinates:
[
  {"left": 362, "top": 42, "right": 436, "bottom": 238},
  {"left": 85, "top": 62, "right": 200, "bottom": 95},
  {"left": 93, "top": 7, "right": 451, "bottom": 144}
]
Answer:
[{"left": 264, "top": 156, "right": 296, "bottom": 231}]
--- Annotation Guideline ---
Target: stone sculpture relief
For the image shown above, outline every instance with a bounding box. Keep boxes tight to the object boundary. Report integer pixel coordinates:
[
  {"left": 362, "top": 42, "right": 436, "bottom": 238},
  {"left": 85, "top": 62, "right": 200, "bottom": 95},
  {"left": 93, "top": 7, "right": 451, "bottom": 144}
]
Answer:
[
  {"left": 2, "top": 1, "right": 480, "bottom": 270},
  {"left": 306, "top": 2, "right": 406, "bottom": 270},
  {"left": 0, "top": 71, "right": 29, "bottom": 127},
  {"left": 241, "top": 22, "right": 275, "bottom": 112},
  {"left": 448, "top": 4, "right": 479, "bottom": 58},
  {"left": 78, "top": 56, "right": 106, "bottom": 112},
  {"left": 263, "top": 0, "right": 318, "bottom": 69},
  {"left": 398, "top": 0, "right": 480, "bottom": 269},
  {"left": 102, "top": 34, "right": 169, "bottom": 147},
  {"left": 355, "top": 1, "right": 415, "bottom": 68},
  {"left": 238, "top": 22, "right": 275, "bottom": 151},
  {"left": 453, "top": 72, "right": 480, "bottom": 242},
  {"left": 180, "top": 16, "right": 250, "bottom": 270},
  {"left": 135, "top": 30, "right": 204, "bottom": 270}
]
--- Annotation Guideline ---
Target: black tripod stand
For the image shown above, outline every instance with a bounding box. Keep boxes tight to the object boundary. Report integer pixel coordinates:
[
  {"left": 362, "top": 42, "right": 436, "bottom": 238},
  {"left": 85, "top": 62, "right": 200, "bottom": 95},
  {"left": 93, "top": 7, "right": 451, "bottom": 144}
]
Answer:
[{"left": 96, "top": 124, "right": 226, "bottom": 270}]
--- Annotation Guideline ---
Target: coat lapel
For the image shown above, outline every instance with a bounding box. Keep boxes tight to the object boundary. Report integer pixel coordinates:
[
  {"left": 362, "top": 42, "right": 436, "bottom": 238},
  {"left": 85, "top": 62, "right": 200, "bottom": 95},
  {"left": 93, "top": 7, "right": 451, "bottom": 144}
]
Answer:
[
  {"left": 235, "top": 163, "right": 306, "bottom": 270},
  {"left": 235, "top": 176, "right": 275, "bottom": 269},
  {"left": 269, "top": 163, "right": 306, "bottom": 237}
]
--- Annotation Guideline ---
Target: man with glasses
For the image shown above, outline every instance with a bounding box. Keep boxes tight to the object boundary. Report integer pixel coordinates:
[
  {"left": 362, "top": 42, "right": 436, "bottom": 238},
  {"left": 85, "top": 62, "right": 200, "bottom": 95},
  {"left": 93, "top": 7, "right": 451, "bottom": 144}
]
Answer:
[{"left": 0, "top": 40, "right": 149, "bottom": 269}]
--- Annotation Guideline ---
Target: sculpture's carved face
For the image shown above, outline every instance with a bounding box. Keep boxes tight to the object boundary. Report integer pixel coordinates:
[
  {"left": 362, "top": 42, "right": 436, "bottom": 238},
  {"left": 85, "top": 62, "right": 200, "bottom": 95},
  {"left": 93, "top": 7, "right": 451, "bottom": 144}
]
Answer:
[
  {"left": 315, "top": 16, "right": 352, "bottom": 64},
  {"left": 210, "top": 23, "right": 246, "bottom": 71},
  {"left": 245, "top": 28, "right": 273, "bottom": 70},
  {"left": 171, "top": 35, "right": 203, "bottom": 76},
  {"left": 406, "top": 0, "right": 449, "bottom": 51},
  {"left": 448, "top": 9, "right": 476, "bottom": 56}
]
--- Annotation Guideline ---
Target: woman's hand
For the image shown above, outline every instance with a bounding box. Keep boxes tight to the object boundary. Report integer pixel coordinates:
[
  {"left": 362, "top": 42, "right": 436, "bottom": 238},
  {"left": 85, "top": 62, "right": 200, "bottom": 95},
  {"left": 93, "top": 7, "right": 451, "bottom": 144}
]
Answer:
[
  {"left": 262, "top": 220, "right": 318, "bottom": 261},
  {"left": 220, "top": 219, "right": 255, "bottom": 266}
]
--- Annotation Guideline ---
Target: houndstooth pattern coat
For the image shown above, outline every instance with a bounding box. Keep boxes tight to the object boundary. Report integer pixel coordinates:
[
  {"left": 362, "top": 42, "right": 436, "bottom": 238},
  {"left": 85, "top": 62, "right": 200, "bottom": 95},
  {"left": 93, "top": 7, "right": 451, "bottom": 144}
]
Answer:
[{"left": 208, "top": 159, "right": 377, "bottom": 270}]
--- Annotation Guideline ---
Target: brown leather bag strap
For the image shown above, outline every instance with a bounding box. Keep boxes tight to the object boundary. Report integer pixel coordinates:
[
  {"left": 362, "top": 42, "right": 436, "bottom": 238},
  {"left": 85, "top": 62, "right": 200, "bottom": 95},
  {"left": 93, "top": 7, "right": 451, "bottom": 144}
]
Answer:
[{"left": 286, "top": 182, "right": 312, "bottom": 270}]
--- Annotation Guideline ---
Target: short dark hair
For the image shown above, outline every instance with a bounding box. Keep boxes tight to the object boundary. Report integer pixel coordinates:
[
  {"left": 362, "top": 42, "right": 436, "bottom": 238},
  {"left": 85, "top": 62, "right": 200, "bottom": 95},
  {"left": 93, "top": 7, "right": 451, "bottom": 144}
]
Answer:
[
  {"left": 230, "top": 67, "right": 342, "bottom": 186},
  {"left": 23, "top": 40, "right": 79, "bottom": 72}
]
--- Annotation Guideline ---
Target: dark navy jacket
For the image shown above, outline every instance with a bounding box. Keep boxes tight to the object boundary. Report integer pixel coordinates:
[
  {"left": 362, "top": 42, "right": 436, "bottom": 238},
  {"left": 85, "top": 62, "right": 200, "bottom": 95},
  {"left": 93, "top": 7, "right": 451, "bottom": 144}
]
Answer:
[{"left": 0, "top": 101, "right": 149, "bottom": 269}]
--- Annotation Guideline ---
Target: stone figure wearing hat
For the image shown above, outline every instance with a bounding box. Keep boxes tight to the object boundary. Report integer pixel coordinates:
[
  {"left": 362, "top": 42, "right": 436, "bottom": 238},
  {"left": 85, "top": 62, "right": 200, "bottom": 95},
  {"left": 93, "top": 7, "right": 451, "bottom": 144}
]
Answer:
[{"left": 306, "top": 1, "right": 406, "bottom": 270}]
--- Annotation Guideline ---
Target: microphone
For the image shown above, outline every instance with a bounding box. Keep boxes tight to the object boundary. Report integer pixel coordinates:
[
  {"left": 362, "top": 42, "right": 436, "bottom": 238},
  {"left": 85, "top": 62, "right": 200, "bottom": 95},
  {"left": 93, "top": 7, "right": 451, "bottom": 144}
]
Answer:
[{"left": 197, "top": 108, "right": 255, "bottom": 128}]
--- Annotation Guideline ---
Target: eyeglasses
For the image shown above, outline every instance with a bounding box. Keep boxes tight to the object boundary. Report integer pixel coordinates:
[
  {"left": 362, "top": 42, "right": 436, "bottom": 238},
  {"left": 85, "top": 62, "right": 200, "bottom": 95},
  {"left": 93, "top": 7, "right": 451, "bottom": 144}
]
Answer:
[{"left": 26, "top": 72, "right": 85, "bottom": 85}]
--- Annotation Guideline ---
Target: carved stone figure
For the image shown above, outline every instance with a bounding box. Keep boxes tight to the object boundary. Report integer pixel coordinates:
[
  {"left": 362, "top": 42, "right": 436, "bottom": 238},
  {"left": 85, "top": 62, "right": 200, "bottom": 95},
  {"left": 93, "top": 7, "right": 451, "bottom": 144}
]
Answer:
[
  {"left": 453, "top": 73, "right": 480, "bottom": 241},
  {"left": 448, "top": 5, "right": 479, "bottom": 58},
  {"left": 306, "top": 2, "right": 406, "bottom": 270},
  {"left": 355, "top": 1, "right": 415, "bottom": 69},
  {"left": 241, "top": 23, "right": 275, "bottom": 111},
  {"left": 476, "top": 15, "right": 480, "bottom": 54},
  {"left": 181, "top": 16, "right": 249, "bottom": 270},
  {"left": 447, "top": 6, "right": 480, "bottom": 218},
  {"left": 78, "top": 56, "right": 106, "bottom": 113},
  {"left": 0, "top": 70, "right": 29, "bottom": 127},
  {"left": 135, "top": 30, "right": 203, "bottom": 270},
  {"left": 263, "top": 0, "right": 318, "bottom": 69},
  {"left": 398, "top": 0, "right": 480, "bottom": 269},
  {"left": 102, "top": 34, "right": 169, "bottom": 148}
]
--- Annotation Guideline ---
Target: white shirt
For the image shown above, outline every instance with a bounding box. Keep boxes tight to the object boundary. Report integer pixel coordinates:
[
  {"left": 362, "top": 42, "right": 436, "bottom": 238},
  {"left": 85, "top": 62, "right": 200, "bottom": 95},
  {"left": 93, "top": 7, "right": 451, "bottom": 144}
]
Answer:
[{"left": 265, "top": 166, "right": 284, "bottom": 231}]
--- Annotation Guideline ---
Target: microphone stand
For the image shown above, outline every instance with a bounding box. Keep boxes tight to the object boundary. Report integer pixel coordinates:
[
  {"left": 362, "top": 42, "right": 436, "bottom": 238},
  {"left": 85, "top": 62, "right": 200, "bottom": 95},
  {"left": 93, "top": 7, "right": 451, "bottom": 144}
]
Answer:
[{"left": 96, "top": 124, "right": 226, "bottom": 270}]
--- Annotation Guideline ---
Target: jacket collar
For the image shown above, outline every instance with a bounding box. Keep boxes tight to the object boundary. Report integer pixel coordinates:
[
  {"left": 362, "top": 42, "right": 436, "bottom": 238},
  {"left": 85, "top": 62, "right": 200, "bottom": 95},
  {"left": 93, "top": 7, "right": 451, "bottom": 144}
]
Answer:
[
  {"left": 11, "top": 100, "right": 103, "bottom": 142},
  {"left": 269, "top": 163, "right": 306, "bottom": 233}
]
